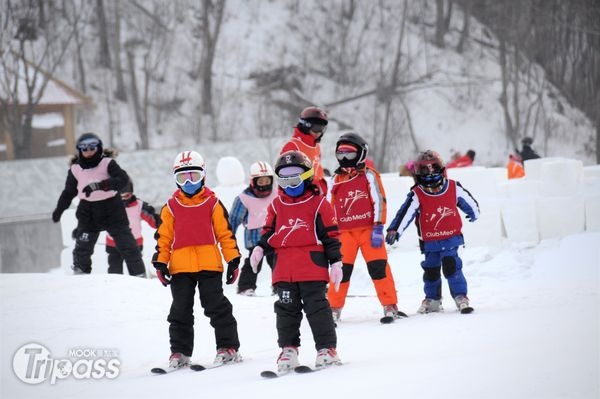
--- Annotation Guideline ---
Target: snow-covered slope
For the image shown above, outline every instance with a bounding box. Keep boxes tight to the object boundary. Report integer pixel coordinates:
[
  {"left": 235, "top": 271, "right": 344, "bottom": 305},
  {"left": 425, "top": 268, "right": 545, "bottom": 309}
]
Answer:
[
  {"left": 64, "top": 1, "right": 595, "bottom": 169},
  {"left": 1, "top": 168, "right": 599, "bottom": 398}
]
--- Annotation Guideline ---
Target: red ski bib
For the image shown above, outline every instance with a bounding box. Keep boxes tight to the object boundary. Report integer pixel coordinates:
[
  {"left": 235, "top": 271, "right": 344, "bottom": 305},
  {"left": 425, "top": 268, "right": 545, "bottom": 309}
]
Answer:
[{"left": 414, "top": 180, "right": 462, "bottom": 242}]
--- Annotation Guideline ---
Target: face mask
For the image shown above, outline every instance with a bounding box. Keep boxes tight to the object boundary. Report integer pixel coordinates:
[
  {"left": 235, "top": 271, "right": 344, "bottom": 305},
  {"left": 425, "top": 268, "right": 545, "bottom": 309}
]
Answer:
[
  {"left": 181, "top": 180, "right": 204, "bottom": 195},
  {"left": 283, "top": 182, "right": 305, "bottom": 197}
]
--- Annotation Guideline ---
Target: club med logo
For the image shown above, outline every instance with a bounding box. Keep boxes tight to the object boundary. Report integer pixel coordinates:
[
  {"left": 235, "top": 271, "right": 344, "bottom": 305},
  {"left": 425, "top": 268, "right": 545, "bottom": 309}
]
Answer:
[
  {"left": 342, "top": 189, "right": 368, "bottom": 214},
  {"left": 424, "top": 230, "right": 457, "bottom": 238},
  {"left": 339, "top": 211, "right": 372, "bottom": 223},
  {"left": 276, "top": 218, "right": 310, "bottom": 245},
  {"left": 12, "top": 343, "right": 120, "bottom": 385}
]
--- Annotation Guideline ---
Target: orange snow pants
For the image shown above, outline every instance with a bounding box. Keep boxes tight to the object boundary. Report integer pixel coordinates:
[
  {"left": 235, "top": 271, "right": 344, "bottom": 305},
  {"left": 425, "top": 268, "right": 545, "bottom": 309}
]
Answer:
[{"left": 327, "top": 226, "right": 398, "bottom": 308}]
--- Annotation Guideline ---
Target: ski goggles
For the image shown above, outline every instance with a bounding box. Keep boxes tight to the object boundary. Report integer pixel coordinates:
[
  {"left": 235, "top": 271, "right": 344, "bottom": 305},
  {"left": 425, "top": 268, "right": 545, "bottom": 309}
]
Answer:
[
  {"left": 309, "top": 123, "right": 327, "bottom": 134},
  {"left": 174, "top": 169, "right": 205, "bottom": 185},
  {"left": 277, "top": 169, "right": 314, "bottom": 189},
  {"left": 335, "top": 151, "right": 358, "bottom": 161},
  {"left": 77, "top": 139, "right": 100, "bottom": 152}
]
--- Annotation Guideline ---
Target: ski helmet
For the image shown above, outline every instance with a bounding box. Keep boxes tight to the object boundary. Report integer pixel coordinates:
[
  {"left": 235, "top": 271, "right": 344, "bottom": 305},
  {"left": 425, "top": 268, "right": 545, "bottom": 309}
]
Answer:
[
  {"left": 335, "top": 132, "right": 369, "bottom": 168},
  {"left": 275, "top": 150, "right": 313, "bottom": 175},
  {"left": 275, "top": 150, "right": 314, "bottom": 196},
  {"left": 76, "top": 132, "right": 102, "bottom": 152},
  {"left": 521, "top": 136, "right": 534, "bottom": 146},
  {"left": 172, "top": 150, "right": 206, "bottom": 196},
  {"left": 414, "top": 150, "right": 446, "bottom": 191},
  {"left": 249, "top": 161, "right": 275, "bottom": 196},
  {"left": 297, "top": 106, "right": 328, "bottom": 134},
  {"left": 172, "top": 150, "right": 205, "bottom": 173}
]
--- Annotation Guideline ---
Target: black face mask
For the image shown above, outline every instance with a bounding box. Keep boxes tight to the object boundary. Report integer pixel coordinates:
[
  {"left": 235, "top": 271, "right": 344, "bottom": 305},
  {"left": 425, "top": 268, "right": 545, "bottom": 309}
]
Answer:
[
  {"left": 251, "top": 177, "right": 273, "bottom": 197},
  {"left": 78, "top": 148, "right": 103, "bottom": 169}
]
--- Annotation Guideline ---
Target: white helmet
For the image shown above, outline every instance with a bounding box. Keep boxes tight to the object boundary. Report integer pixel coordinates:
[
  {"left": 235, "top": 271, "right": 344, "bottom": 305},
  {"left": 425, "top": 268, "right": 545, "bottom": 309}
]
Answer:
[
  {"left": 250, "top": 161, "right": 274, "bottom": 179},
  {"left": 173, "top": 150, "right": 205, "bottom": 173}
]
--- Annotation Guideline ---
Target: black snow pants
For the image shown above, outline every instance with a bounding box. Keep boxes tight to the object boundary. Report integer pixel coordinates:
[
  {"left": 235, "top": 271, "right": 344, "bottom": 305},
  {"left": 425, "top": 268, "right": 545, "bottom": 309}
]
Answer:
[
  {"left": 237, "top": 247, "right": 274, "bottom": 293},
  {"left": 274, "top": 281, "right": 337, "bottom": 350},
  {"left": 106, "top": 245, "right": 144, "bottom": 275},
  {"left": 73, "top": 196, "right": 145, "bottom": 275},
  {"left": 168, "top": 271, "right": 240, "bottom": 357}
]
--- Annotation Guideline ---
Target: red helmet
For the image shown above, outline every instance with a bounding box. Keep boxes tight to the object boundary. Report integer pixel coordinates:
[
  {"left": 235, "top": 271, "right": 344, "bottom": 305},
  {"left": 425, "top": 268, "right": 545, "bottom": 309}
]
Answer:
[
  {"left": 414, "top": 150, "right": 446, "bottom": 190},
  {"left": 297, "top": 106, "right": 328, "bottom": 134}
]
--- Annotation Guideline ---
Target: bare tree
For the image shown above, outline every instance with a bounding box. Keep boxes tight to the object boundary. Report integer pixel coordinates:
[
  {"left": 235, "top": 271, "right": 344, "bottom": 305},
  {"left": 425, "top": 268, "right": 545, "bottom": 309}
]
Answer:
[
  {"left": 0, "top": 1, "right": 85, "bottom": 159},
  {"left": 456, "top": 0, "right": 472, "bottom": 53},
  {"left": 113, "top": 1, "right": 127, "bottom": 102},
  {"left": 375, "top": 0, "right": 410, "bottom": 171},
  {"left": 190, "top": 0, "right": 226, "bottom": 142},
  {"left": 122, "top": 1, "right": 174, "bottom": 149},
  {"left": 96, "top": 0, "right": 111, "bottom": 68}
]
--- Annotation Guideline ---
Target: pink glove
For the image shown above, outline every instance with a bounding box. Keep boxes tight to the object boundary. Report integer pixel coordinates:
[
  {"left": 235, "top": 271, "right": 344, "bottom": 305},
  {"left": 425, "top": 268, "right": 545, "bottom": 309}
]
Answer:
[
  {"left": 249, "top": 246, "right": 264, "bottom": 273},
  {"left": 329, "top": 261, "right": 343, "bottom": 292}
]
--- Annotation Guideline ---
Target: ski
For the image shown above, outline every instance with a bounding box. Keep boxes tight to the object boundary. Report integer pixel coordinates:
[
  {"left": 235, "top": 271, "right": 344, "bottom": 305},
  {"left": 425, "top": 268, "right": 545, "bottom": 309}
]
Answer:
[
  {"left": 460, "top": 306, "right": 474, "bottom": 314},
  {"left": 190, "top": 363, "right": 224, "bottom": 371},
  {"left": 152, "top": 359, "right": 240, "bottom": 374},
  {"left": 294, "top": 365, "right": 319, "bottom": 373},
  {"left": 294, "top": 363, "right": 342, "bottom": 373},
  {"left": 380, "top": 310, "right": 408, "bottom": 324},
  {"left": 260, "top": 369, "right": 292, "bottom": 379},
  {"left": 150, "top": 364, "right": 198, "bottom": 374}
]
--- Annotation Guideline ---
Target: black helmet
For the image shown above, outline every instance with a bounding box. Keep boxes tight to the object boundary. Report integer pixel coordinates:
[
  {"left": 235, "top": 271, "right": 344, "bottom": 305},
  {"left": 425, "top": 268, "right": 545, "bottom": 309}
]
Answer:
[
  {"left": 275, "top": 150, "right": 313, "bottom": 175},
  {"left": 297, "top": 106, "right": 328, "bottom": 134},
  {"left": 414, "top": 150, "right": 446, "bottom": 190},
  {"left": 336, "top": 132, "right": 368, "bottom": 168},
  {"left": 521, "top": 137, "right": 534, "bottom": 146},
  {"left": 76, "top": 132, "right": 103, "bottom": 151}
]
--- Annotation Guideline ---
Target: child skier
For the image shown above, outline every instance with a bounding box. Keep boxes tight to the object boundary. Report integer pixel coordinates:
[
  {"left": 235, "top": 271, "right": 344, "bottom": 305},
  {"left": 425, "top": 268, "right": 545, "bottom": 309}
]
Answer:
[
  {"left": 105, "top": 179, "right": 159, "bottom": 274},
  {"left": 229, "top": 161, "right": 278, "bottom": 296},
  {"left": 280, "top": 106, "right": 329, "bottom": 194},
  {"left": 385, "top": 150, "right": 480, "bottom": 314},
  {"left": 327, "top": 132, "right": 407, "bottom": 323},
  {"left": 152, "top": 150, "right": 242, "bottom": 370},
  {"left": 249, "top": 150, "right": 343, "bottom": 372},
  {"left": 52, "top": 132, "right": 146, "bottom": 276}
]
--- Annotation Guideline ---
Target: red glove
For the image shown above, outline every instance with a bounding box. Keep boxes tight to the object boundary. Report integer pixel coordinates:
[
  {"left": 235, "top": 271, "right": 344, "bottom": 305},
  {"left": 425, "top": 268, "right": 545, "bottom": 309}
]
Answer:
[{"left": 154, "top": 263, "right": 171, "bottom": 287}]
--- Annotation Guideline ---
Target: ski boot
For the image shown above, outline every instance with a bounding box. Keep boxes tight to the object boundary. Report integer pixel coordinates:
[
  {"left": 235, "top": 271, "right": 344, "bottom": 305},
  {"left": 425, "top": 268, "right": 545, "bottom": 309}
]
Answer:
[
  {"left": 331, "top": 307, "right": 342, "bottom": 323},
  {"left": 417, "top": 298, "right": 443, "bottom": 314},
  {"left": 277, "top": 346, "right": 299, "bottom": 372},
  {"left": 315, "top": 348, "right": 340, "bottom": 369},
  {"left": 383, "top": 304, "right": 408, "bottom": 319},
  {"left": 454, "top": 295, "right": 473, "bottom": 313},
  {"left": 214, "top": 348, "right": 241, "bottom": 365},
  {"left": 168, "top": 353, "right": 191, "bottom": 369},
  {"left": 238, "top": 288, "right": 255, "bottom": 296}
]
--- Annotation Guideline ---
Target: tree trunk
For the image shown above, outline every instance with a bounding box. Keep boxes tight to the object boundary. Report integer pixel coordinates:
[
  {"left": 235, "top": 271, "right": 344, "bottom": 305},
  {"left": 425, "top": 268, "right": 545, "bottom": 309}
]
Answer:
[
  {"left": 96, "top": 0, "right": 111, "bottom": 68},
  {"left": 456, "top": 0, "right": 471, "bottom": 53},
  {"left": 498, "top": 38, "right": 516, "bottom": 148},
  {"left": 377, "top": 0, "right": 408, "bottom": 172},
  {"left": 126, "top": 49, "right": 146, "bottom": 149},
  {"left": 113, "top": 1, "right": 127, "bottom": 101},
  {"left": 197, "top": 0, "right": 225, "bottom": 142},
  {"left": 73, "top": 23, "right": 87, "bottom": 93},
  {"left": 435, "top": 0, "right": 445, "bottom": 48}
]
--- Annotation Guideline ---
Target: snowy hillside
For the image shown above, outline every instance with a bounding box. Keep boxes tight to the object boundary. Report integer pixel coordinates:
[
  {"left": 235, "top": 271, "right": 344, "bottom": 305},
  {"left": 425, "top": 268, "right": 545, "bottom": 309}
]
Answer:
[
  {"left": 61, "top": 0, "right": 595, "bottom": 170},
  {"left": 1, "top": 168, "right": 599, "bottom": 399}
]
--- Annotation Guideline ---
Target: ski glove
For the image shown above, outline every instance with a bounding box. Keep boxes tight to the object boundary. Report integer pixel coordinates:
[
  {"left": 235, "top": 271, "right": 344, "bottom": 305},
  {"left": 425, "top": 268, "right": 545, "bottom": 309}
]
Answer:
[
  {"left": 154, "top": 262, "right": 171, "bottom": 287},
  {"left": 226, "top": 257, "right": 240, "bottom": 285},
  {"left": 82, "top": 180, "right": 110, "bottom": 197},
  {"left": 52, "top": 208, "right": 62, "bottom": 223},
  {"left": 330, "top": 261, "right": 343, "bottom": 292},
  {"left": 249, "top": 246, "right": 264, "bottom": 273},
  {"left": 385, "top": 230, "right": 399, "bottom": 245},
  {"left": 466, "top": 214, "right": 477, "bottom": 223},
  {"left": 371, "top": 224, "right": 384, "bottom": 248}
]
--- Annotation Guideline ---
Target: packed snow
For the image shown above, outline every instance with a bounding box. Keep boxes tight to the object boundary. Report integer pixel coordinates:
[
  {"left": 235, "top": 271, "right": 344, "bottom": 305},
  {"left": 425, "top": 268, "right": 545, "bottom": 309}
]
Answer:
[{"left": 1, "top": 161, "right": 599, "bottom": 399}]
